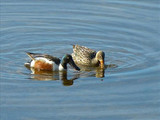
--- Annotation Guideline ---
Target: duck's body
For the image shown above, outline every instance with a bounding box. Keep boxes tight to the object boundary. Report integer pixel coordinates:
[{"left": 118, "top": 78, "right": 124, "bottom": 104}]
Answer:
[
  {"left": 72, "top": 45, "right": 105, "bottom": 68},
  {"left": 25, "top": 52, "right": 80, "bottom": 71}
]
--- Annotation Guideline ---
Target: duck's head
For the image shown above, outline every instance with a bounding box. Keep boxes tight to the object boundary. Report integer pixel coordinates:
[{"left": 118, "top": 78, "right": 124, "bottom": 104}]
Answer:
[
  {"left": 61, "top": 54, "right": 80, "bottom": 71},
  {"left": 96, "top": 51, "right": 105, "bottom": 68}
]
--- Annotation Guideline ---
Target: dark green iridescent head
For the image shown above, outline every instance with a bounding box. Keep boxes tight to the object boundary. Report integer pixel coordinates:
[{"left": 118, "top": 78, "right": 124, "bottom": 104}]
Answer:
[{"left": 61, "top": 54, "right": 80, "bottom": 71}]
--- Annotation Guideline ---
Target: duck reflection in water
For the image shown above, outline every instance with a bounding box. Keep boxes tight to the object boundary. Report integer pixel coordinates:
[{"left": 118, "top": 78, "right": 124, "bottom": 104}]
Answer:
[
  {"left": 25, "top": 66, "right": 80, "bottom": 86},
  {"left": 59, "top": 71, "right": 79, "bottom": 86},
  {"left": 25, "top": 62, "right": 117, "bottom": 85},
  {"left": 75, "top": 64, "right": 118, "bottom": 78},
  {"left": 76, "top": 65, "right": 105, "bottom": 78}
]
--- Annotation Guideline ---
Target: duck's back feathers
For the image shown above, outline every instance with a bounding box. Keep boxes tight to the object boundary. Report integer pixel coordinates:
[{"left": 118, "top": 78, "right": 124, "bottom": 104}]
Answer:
[
  {"left": 26, "top": 52, "right": 60, "bottom": 65},
  {"left": 72, "top": 45, "right": 97, "bottom": 65},
  {"left": 73, "top": 45, "right": 96, "bottom": 58}
]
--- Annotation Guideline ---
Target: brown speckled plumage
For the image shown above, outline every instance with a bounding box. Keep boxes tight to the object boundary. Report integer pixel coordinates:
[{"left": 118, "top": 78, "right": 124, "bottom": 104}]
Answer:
[{"left": 72, "top": 45, "right": 105, "bottom": 67}]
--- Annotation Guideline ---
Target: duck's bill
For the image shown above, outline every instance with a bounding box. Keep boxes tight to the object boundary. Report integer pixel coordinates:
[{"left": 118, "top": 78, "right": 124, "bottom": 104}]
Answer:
[
  {"left": 69, "top": 59, "right": 80, "bottom": 71},
  {"left": 100, "top": 60, "right": 104, "bottom": 68}
]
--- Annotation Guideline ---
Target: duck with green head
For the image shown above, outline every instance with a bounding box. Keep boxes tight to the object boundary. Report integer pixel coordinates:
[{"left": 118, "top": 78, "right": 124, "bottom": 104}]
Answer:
[{"left": 25, "top": 52, "right": 80, "bottom": 71}]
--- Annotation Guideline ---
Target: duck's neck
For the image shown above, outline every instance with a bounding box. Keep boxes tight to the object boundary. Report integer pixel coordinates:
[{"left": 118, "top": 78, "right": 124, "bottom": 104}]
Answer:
[
  {"left": 92, "top": 58, "right": 99, "bottom": 66},
  {"left": 59, "top": 60, "right": 67, "bottom": 71}
]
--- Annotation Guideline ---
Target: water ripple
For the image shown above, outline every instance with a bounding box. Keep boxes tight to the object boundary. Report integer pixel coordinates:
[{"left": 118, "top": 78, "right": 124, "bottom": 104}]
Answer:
[{"left": 1, "top": 1, "right": 160, "bottom": 119}]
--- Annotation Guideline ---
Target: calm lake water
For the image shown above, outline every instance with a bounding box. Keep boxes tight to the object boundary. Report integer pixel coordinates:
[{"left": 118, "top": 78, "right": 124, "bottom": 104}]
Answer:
[{"left": 0, "top": 0, "right": 160, "bottom": 120}]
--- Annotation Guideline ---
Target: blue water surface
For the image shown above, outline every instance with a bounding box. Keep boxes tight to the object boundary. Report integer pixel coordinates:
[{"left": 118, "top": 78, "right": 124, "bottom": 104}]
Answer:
[{"left": 0, "top": 0, "right": 160, "bottom": 120}]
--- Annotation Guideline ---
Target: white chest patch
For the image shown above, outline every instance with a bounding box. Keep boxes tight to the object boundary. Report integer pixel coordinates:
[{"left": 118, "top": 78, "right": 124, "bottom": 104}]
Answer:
[{"left": 59, "top": 64, "right": 66, "bottom": 71}]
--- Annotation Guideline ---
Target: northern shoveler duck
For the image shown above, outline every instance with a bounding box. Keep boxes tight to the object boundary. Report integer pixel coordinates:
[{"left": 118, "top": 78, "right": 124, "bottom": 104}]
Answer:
[
  {"left": 25, "top": 52, "right": 80, "bottom": 71},
  {"left": 72, "top": 45, "right": 105, "bottom": 68}
]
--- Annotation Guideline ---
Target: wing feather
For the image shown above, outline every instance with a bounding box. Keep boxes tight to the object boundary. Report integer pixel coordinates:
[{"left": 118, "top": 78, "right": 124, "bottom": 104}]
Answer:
[
  {"left": 72, "top": 45, "right": 96, "bottom": 64},
  {"left": 26, "top": 52, "right": 60, "bottom": 64}
]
